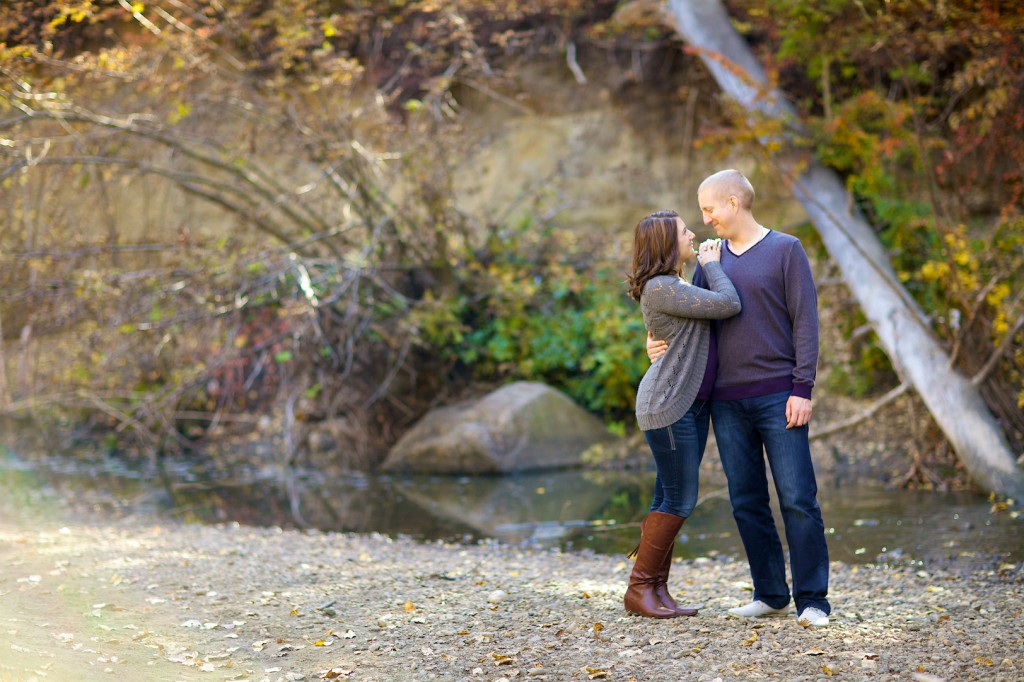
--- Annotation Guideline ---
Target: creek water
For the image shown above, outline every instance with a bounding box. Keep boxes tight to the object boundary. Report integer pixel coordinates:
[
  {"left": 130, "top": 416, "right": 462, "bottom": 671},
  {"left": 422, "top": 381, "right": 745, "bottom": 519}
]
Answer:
[{"left": 2, "top": 448, "right": 1021, "bottom": 572}]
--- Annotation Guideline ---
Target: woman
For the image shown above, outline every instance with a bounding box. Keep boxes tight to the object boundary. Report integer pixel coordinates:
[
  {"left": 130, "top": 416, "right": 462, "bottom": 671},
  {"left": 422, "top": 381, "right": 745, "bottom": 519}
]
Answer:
[{"left": 624, "top": 210, "right": 741, "bottom": 618}]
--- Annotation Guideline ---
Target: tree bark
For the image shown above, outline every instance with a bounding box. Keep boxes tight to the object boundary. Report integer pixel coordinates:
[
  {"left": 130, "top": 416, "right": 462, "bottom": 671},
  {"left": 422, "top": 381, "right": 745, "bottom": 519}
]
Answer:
[{"left": 666, "top": 0, "right": 1024, "bottom": 499}]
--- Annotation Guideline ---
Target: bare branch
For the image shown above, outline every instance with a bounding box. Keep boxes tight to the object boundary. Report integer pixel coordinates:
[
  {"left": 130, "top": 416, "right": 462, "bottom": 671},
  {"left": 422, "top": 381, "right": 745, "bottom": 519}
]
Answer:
[
  {"left": 5, "top": 108, "right": 337, "bottom": 250},
  {"left": 948, "top": 274, "right": 1000, "bottom": 368},
  {"left": 972, "top": 288, "right": 1024, "bottom": 385},
  {"left": 810, "top": 382, "right": 911, "bottom": 441},
  {"left": 566, "top": 42, "right": 587, "bottom": 84}
]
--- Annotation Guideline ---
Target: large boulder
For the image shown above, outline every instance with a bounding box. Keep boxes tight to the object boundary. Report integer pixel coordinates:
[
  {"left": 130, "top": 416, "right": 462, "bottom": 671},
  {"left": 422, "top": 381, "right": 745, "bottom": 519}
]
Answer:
[{"left": 380, "top": 381, "right": 611, "bottom": 474}]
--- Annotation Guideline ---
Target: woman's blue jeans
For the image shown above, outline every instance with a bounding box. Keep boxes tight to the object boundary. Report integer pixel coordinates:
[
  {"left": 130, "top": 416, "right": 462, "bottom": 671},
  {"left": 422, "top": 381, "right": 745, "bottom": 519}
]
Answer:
[
  {"left": 711, "top": 390, "right": 830, "bottom": 615},
  {"left": 643, "top": 399, "right": 709, "bottom": 518}
]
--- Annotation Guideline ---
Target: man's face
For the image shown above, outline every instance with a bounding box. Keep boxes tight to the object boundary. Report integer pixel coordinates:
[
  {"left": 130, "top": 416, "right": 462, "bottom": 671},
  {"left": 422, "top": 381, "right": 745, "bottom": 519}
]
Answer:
[{"left": 698, "top": 188, "right": 732, "bottom": 239}]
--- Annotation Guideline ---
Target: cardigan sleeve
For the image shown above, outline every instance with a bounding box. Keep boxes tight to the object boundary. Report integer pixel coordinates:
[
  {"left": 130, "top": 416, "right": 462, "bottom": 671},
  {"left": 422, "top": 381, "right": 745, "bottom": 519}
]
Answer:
[{"left": 643, "top": 263, "right": 741, "bottom": 320}]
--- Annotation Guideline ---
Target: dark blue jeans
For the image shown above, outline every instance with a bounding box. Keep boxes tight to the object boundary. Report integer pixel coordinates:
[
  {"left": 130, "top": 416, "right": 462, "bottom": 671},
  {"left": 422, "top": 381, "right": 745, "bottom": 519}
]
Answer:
[
  {"left": 643, "top": 400, "right": 709, "bottom": 518},
  {"left": 711, "top": 390, "right": 830, "bottom": 615}
]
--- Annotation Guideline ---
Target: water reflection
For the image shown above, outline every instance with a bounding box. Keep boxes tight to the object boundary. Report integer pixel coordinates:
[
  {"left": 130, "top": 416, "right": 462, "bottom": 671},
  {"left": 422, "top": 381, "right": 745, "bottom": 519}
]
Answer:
[{"left": 2, "top": 449, "right": 1021, "bottom": 570}]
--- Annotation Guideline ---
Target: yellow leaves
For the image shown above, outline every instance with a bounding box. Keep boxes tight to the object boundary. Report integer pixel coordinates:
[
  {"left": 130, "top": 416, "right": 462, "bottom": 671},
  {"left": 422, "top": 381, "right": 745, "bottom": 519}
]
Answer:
[
  {"left": 592, "top": 622, "right": 604, "bottom": 633},
  {"left": 403, "top": 601, "right": 416, "bottom": 612},
  {"left": 821, "top": 664, "right": 835, "bottom": 676},
  {"left": 168, "top": 100, "right": 191, "bottom": 125},
  {"left": 741, "top": 631, "right": 758, "bottom": 646},
  {"left": 311, "top": 630, "right": 339, "bottom": 647},
  {"left": 585, "top": 666, "right": 609, "bottom": 679},
  {"left": 919, "top": 260, "right": 950, "bottom": 282},
  {"left": 490, "top": 652, "right": 515, "bottom": 666},
  {"left": 131, "top": 2, "right": 145, "bottom": 14},
  {"left": 49, "top": 2, "right": 94, "bottom": 30},
  {"left": 976, "top": 656, "right": 995, "bottom": 666}
]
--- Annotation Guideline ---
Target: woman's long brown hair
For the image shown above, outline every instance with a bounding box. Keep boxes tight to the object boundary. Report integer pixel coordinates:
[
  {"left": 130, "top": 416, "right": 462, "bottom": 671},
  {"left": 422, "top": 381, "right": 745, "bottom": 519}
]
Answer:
[{"left": 626, "top": 210, "right": 681, "bottom": 302}]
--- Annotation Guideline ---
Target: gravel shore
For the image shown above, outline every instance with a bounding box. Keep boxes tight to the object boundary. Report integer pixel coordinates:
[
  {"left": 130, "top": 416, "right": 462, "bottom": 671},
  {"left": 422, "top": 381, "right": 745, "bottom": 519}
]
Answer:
[{"left": 2, "top": 506, "right": 1023, "bottom": 682}]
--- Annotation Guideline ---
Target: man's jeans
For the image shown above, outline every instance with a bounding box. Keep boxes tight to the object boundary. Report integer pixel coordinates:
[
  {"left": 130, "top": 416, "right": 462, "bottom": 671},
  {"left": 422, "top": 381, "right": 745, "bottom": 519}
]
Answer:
[
  {"left": 712, "top": 390, "right": 830, "bottom": 614},
  {"left": 643, "top": 399, "right": 709, "bottom": 518}
]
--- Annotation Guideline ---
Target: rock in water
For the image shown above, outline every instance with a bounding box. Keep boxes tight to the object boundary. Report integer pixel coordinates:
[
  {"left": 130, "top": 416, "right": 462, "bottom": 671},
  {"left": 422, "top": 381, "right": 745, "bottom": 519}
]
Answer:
[{"left": 380, "top": 381, "right": 611, "bottom": 474}]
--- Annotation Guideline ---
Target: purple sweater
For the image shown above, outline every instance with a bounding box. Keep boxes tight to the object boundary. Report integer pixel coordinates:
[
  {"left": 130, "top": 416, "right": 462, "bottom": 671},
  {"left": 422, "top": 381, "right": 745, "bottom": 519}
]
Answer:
[{"left": 694, "top": 230, "right": 819, "bottom": 400}]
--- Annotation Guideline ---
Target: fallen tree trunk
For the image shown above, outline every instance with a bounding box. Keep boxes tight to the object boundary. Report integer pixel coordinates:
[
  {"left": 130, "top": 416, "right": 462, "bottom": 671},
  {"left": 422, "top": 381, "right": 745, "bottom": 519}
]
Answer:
[{"left": 666, "top": 0, "right": 1024, "bottom": 499}]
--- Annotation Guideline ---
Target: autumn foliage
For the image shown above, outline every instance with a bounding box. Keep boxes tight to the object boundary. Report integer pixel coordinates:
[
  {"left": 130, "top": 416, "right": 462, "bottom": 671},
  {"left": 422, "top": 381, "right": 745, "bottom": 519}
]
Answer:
[{"left": 1, "top": 0, "right": 1021, "bottom": 470}]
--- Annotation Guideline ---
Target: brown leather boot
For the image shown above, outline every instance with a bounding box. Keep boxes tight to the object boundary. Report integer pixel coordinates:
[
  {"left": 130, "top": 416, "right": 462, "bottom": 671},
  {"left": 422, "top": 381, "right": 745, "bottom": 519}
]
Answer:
[
  {"left": 655, "top": 538, "right": 697, "bottom": 617},
  {"left": 624, "top": 511, "right": 685, "bottom": 618},
  {"left": 629, "top": 513, "right": 698, "bottom": 617}
]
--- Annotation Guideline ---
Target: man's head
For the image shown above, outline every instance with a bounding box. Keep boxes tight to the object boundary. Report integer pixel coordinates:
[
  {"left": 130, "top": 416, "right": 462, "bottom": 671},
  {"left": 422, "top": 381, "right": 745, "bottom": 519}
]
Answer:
[{"left": 697, "top": 169, "right": 755, "bottom": 239}]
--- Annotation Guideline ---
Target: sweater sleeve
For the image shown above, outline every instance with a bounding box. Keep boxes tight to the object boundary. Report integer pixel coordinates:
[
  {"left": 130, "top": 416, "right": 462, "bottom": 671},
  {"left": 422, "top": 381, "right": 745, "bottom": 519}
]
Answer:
[
  {"left": 784, "top": 241, "right": 819, "bottom": 397},
  {"left": 644, "top": 263, "right": 741, "bottom": 320}
]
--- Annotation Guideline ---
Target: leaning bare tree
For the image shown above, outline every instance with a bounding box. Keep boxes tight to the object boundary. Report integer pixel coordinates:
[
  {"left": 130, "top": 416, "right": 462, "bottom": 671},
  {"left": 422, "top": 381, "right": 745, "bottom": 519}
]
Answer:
[{"left": 665, "top": 0, "right": 1024, "bottom": 499}]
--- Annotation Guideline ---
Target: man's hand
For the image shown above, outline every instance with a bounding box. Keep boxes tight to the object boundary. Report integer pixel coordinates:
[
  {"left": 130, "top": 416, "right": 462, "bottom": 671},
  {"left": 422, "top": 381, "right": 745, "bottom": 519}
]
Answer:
[
  {"left": 785, "top": 396, "right": 813, "bottom": 429},
  {"left": 647, "top": 331, "right": 668, "bottom": 363}
]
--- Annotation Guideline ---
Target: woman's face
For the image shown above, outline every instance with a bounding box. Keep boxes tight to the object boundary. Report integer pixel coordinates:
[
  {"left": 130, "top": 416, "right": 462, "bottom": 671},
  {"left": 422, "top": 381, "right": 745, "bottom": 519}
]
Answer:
[{"left": 676, "top": 218, "right": 696, "bottom": 264}]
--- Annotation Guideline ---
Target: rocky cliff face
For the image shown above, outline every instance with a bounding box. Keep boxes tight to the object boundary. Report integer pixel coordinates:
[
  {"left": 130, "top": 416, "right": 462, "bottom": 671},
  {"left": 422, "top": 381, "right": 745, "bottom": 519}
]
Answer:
[{"left": 449, "top": 57, "right": 808, "bottom": 248}]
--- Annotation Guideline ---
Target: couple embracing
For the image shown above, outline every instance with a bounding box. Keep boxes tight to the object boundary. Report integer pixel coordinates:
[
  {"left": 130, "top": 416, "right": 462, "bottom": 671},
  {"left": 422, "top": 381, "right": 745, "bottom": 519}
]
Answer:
[{"left": 624, "top": 169, "right": 831, "bottom": 627}]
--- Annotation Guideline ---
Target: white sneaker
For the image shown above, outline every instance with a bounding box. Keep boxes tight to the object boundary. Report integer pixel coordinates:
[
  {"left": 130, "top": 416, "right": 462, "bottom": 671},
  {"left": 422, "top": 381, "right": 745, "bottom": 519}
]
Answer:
[
  {"left": 797, "top": 607, "right": 830, "bottom": 627},
  {"left": 727, "top": 600, "right": 787, "bottom": 618}
]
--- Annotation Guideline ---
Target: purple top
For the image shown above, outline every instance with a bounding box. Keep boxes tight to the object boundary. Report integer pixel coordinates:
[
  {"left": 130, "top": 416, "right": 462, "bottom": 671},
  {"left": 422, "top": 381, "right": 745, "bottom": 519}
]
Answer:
[
  {"left": 695, "top": 328, "right": 717, "bottom": 401},
  {"left": 694, "top": 230, "right": 819, "bottom": 400}
]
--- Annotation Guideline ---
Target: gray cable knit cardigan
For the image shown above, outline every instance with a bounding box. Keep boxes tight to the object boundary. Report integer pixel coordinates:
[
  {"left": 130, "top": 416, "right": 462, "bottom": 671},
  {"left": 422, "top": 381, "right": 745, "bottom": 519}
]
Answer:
[{"left": 635, "top": 262, "right": 741, "bottom": 431}]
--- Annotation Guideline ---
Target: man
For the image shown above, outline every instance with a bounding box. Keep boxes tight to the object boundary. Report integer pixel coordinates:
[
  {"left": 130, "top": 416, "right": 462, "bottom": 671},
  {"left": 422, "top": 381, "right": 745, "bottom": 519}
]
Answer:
[{"left": 648, "top": 169, "right": 831, "bottom": 627}]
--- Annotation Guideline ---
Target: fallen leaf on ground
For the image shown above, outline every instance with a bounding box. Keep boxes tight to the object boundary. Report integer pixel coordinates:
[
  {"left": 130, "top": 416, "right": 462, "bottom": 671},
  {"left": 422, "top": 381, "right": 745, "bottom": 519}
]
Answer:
[{"left": 491, "top": 653, "right": 515, "bottom": 666}]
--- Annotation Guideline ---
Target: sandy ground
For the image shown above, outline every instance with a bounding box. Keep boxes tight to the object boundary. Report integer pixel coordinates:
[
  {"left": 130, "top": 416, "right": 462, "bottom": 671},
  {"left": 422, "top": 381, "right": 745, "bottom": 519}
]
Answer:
[{"left": 2, "top": 489, "right": 1023, "bottom": 682}]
